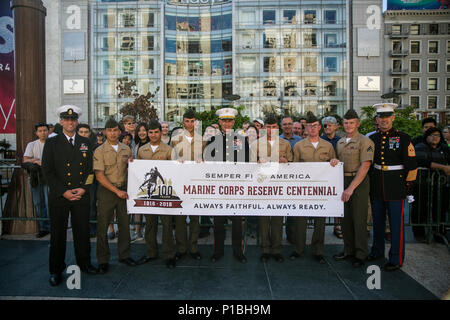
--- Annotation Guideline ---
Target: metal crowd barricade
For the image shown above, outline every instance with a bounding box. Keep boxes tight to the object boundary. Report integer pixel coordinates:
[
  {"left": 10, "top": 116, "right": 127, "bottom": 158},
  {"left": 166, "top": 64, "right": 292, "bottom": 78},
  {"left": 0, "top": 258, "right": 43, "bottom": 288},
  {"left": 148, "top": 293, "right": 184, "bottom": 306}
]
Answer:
[{"left": 1, "top": 164, "right": 448, "bottom": 252}]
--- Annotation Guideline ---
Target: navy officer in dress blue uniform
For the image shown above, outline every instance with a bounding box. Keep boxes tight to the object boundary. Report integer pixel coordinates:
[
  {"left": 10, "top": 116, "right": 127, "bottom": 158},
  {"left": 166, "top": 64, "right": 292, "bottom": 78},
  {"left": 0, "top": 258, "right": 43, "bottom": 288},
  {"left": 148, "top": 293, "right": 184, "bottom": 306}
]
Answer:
[
  {"left": 367, "top": 103, "right": 417, "bottom": 271},
  {"left": 204, "top": 107, "right": 250, "bottom": 263},
  {"left": 42, "top": 105, "right": 98, "bottom": 286}
]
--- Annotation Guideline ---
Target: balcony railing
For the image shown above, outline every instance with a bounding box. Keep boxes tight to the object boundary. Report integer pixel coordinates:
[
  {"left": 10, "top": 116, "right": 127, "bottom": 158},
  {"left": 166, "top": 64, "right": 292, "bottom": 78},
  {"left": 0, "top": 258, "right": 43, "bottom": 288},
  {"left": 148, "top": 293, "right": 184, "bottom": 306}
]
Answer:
[
  {"left": 390, "top": 68, "right": 409, "bottom": 75},
  {"left": 389, "top": 50, "right": 409, "bottom": 57},
  {"left": 389, "top": 32, "right": 410, "bottom": 39}
]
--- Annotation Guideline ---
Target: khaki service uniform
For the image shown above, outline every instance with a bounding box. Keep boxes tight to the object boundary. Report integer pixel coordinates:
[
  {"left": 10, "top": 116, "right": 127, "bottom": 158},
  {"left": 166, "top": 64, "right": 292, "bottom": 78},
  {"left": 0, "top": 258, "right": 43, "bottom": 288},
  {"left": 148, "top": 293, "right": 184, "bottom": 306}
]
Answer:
[
  {"left": 93, "top": 141, "right": 132, "bottom": 265},
  {"left": 137, "top": 142, "right": 174, "bottom": 260},
  {"left": 292, "top": 138, "right": 335, "bottom": 256},
  {"left": 170, "top": 133, "right": 205, "bottom": 256},
  {"left": 250, "top": 137, "right": 293, "bottom": 255},
  {"left": 336, "top": 133, "right": 374, "bottom": 260}
]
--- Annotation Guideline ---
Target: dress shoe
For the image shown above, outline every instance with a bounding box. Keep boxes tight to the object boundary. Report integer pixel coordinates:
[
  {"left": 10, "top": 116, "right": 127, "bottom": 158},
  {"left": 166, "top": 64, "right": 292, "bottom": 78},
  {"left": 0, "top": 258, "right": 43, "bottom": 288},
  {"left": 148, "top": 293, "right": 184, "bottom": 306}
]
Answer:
[
  {"left": 260, "top": 253, "right": 271, "bottom": 263},
  {"left": 166, "top": 258, "right": 176, "bottom": 269},
  {"left": 119, "top": 257, "right": 137, "bottom": 267},
  {"left": 136, "top": 256, "right": 157, "bottom": 265},
  {"left": 211, "top": 253, "right": 223, "bottom": 262},
  {"left": 97, "top": 263, "right": 109, "bottom": 274},
  {"left": 367, "top": 254, "right": 384, "bottom": 262},
  {"left": 190, "top": 252, "right": 202, "bottom": 260},
  {"left": 384, "top": 262, "right": 401, "bottom": 271},
  {"left": 333, "top": 252, "right": 354, "bottom": 261},
  {"left": 49, "top": 273, "right": 62, "bottom": 286},
  {"left": 289, "top": 251, "right": 301, "bottom": 260},
  {"left": 80, "top": 264, "right": 98, "bottom": 274},
  {"left": 175, "top": 252, "right": 186, "bottom": 261},
  {"left": 37, "top": 231, "right": 50, "bottom": 238},
  {"left": 314, "top": 255, "right": 326, "bottom": 264},
  {"left": 352, "top": 258, "right": 365, "bottom": 268},
  {"left": 272, "top": 254, "right": 284, "bottom": 263},
  {"left": 234, "top": 252, "right": 247, "bottom": 264}
]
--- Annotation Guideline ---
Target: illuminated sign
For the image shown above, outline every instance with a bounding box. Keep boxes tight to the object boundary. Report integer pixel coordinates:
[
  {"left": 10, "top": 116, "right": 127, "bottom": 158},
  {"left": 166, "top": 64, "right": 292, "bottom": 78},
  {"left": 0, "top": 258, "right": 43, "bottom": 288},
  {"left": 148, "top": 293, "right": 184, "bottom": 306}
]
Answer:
[{"left": 167, "top": 0, "right": 231, "bottom": 6}]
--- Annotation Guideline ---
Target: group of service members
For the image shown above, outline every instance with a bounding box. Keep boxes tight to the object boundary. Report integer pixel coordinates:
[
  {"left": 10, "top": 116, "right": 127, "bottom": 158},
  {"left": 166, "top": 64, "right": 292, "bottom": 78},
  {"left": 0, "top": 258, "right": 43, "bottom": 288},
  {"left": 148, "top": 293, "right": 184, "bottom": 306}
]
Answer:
[{"left": 42, "top": 102, "right": 417, "bottom": 287}]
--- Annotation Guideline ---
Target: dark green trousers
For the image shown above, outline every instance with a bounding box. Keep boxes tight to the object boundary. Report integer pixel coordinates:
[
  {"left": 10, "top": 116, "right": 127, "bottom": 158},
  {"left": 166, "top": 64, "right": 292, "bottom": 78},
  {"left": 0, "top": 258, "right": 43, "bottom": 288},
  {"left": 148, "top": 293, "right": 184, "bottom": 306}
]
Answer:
[
  {"left": 259, "top": 216, "right": 283, "bottom": 254},
  {"left": 96, "top": 185, "right": 131, "bottom": 264},
  {"left": 343, "top": 175, "right": 370, "bottom": 260},
  {"left": 293, "top": 217, "right": 325, "bottom": 256},
  {"left": 175, "top": 216, "right": 200, "bottom": 254},
  {"left": 144, "top": 215, "right": 175, "bottom": 260}
]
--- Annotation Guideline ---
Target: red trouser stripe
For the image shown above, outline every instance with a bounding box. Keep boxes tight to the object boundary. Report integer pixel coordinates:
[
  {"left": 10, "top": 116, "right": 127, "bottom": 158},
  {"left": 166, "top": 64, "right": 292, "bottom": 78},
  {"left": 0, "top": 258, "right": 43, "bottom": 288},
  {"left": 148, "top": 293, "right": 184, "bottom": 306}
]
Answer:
[{"left": 399, "top": 200, "right": 405, "bottom": 266}]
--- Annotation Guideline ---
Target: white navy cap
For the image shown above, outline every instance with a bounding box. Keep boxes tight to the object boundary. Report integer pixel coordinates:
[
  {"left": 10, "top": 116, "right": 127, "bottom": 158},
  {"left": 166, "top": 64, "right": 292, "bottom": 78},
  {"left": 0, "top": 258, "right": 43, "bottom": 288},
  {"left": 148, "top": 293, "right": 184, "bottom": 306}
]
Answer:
[
  {"left": 216, "top": 107, "right": 238, "bottom": 120},
  {"left": 56, "top": 105, "right": 82, "bottom": 119},
  {"left": 254, "top": 118, "right": 264, "bottom": 126},
  {"left": 373, "top": 103, "right": 397, "bottom": 117}
]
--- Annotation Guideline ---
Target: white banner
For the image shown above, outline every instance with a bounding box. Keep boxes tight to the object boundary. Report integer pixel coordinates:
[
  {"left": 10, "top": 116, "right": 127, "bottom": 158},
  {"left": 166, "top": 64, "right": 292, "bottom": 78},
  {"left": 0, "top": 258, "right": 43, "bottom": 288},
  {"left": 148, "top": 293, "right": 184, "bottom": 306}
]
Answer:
[{"left": 127, "top": 160, "right": 344, "bottom": 217}]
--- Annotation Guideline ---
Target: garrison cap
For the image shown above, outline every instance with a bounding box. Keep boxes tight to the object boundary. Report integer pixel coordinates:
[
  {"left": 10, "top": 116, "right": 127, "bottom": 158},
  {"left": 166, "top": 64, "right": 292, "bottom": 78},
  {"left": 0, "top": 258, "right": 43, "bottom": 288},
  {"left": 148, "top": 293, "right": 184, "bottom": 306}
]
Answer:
[
  {"left": 373, "top": 103, "right": 397, "bottom": 117},
  {"left": 305, "top": 112, "right": 319, "bottom": 124},
  {"left": 343, "top": 109, "right": 359, "bottom": 120},
  {"left": 57, "top": 105, "right": 82, "bottom": 120},
  {"left": 216, "top": 107, "right": 238, "bottom": 120}
]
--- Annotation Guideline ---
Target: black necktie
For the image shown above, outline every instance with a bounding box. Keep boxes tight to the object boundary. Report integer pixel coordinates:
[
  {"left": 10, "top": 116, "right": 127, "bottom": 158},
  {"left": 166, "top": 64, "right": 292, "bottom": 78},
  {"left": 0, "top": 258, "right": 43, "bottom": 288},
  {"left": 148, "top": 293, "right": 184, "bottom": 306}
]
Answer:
[{"left": 69, "top": 137, "right": 74, "bottom": 146}]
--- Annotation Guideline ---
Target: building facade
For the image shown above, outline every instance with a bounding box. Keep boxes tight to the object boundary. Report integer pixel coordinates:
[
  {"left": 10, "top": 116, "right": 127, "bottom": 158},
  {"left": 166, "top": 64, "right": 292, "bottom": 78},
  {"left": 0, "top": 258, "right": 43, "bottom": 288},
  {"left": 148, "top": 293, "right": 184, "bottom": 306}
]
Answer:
[
  {"left": 383, "top": 9, "right": 450, "bottom": 124},
  {"left": 43, "top": 0, "right": 387, "bottom": 129}
]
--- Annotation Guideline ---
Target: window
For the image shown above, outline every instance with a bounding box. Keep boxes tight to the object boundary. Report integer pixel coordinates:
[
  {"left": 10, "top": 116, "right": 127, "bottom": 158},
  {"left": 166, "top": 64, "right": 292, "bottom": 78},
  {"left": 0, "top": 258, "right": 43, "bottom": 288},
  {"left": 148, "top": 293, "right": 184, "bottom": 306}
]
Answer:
[
  {"left": 102, "top": 37, "right": 115, "bottom": 51},
  {"left": 304, "top": 80, "right": 317, "bottom": 96},
  {"left": 188, "top": 60, "right": 204, "bottom": 76},
  {"left": 165, "top": 15, "right": 176, "bottom": 30},
  {"left": 429, "top": 41, "right": 439, "bottom": 54},
  {"left": 410, "top": 41, "right": 420, "bottom": 54},
  {"left": 392, "top": 25, "right": 401, "bottom": 34},
  {"left": 240, "top": 10, "right": 255, "bottom": 25},
  {"left": 264, "top": 57, "right": 276, "bottom": 72},
  {"left": 122, "top": 57, "right": 135, "bottom": 75},
  {"left": 392, "top": 78, "right": 402, "bottom": 90},
  {"left": 304, "top": 57, "right": 317, "bottom": 72},
  {"left": 428, "top": 78, "right": 438, "bottom": 90},
  {"left": 428, "top": 96, "right": 437, "bottom": 109},
  {"left": 410, "top": 24, "right": 420, "bottom": 35},
  {"left": 325, "top": 34, "right": 338, "bottom": 48},
  {"left": 324, "top": 10, "right": 336, "bottom": 24},
  {"left": 263, "top": 10, "right": 276, "bottom": 25},
  {"left": 410, "top": 78, "right": 420, "bottom": 90},
  {"left": 324, "top": 81, "right": 337, "bottom": 96},
  {"left": 392, "top": 40, "right": 402, "bottom": 52},
  {"left": 410, "top": 96, "right": 420, "bottom": 108},
  {"left": 324, "top": 57, "right": 337, "bottom": 72},
  {"left": 429, "top": 24, "right": 439, "bottom": 35},
  {"left": 448, "top": 40, "right": 450, "bottom": 53},
  {"left": 188, "top": 39, "right": 200, "bottom": 54},
  {"left": 241, "top": 33, "right": 255, "bottom": 49},
  {"left": 283, "top": 10, "right": 296, "bottom": 24},
  {"left": 122, "top": 13, "right": 135, "bottom": 27},
  {"left": 447, "top": 59, "right": 450, "bottom": 72},
  {"left": 263, "top": 80, "right": 277, "bottom": 96},
  {"left": 103, "top": 14, "right": 115, "bottom": 28},
  {"left": 144, "top": 12, "right": 154, "bottom": 27},
  {"left": 446, "top": 96, "right": 450, "bottom": 109},
  {"left": 222, "top": 38, "right": 232, "bottom": 52},
  {"left": 304, "top": 32, "right": 317, "bottom": 47},
  {"left": 103, "top": 59, "right": 115, "bottom": 75},
  {"left": 393, "top": 59, "right": 403, "bottom": 71},
  {"left": 410, "top": 60, "right": 420, "bottom": 72},
  {"left": 284, "top": 80, "right": 298, "bottom": 96},
  {"left": 264, "top": 32, "right": 277, "bottom": 48},
  {"left": 144, "top": 35, "right": 154, "bottom": 51},
  {"left": 283, "top": 33, "right": 296, "bottom": 48},
  {"left": 447, "top": 78, "right": 450, "bottom": 90},
  {"left": 304, "top": 10, "right": 316, "bottom": 24},
  {"left": 428, "top": 60, "right": 438, "bottom": 73},
  {"left": 239, "top": 56, "right": 257, "bottom": 73},
  {"left": 284, "top": 57, "right": 296, "bottom": 72},
  {"left": 120, "top": 36, "right": 134, "bottom": 51},
  {"left": 165, "top": 38, "right": 176, "bottom": 53},
  {"left": 142, "top": 57, "right": 154, "bottom": 74}
]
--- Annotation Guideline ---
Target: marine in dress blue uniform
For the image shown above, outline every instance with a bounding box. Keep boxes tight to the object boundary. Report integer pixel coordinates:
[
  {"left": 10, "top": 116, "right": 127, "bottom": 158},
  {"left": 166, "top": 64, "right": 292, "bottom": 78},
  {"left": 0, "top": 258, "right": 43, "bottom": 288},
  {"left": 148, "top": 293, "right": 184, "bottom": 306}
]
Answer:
[
  {"left": 204, "top": 108, "right": 250, "bottom": 263},
  {"left": 367, "top": 103, "right": 417, "bottom": 271},
  {"left": 42, "top": 105, "right": 98, "bottom": 286}
]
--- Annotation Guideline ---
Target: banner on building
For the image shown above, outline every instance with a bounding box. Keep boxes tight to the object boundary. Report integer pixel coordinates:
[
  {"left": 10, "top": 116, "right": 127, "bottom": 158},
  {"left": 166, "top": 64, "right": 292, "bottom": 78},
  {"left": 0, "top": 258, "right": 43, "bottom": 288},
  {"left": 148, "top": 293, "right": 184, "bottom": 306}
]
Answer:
[
  {"left": 387, "top": 0, "right": 448, "bottom": 10},
  {"left": 0, "top": 1, "right": 15, "bottom": 134},
  {"left": 127, "top": 160, "right": 344, "bottom": 217}
]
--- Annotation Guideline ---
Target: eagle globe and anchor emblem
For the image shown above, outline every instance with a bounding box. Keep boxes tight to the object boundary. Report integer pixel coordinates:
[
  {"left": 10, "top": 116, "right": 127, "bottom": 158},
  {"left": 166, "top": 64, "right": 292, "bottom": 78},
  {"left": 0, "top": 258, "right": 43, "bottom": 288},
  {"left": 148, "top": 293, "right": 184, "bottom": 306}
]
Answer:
[{"left": 133, "top": 167, "right": 183, "bottom": 208}]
